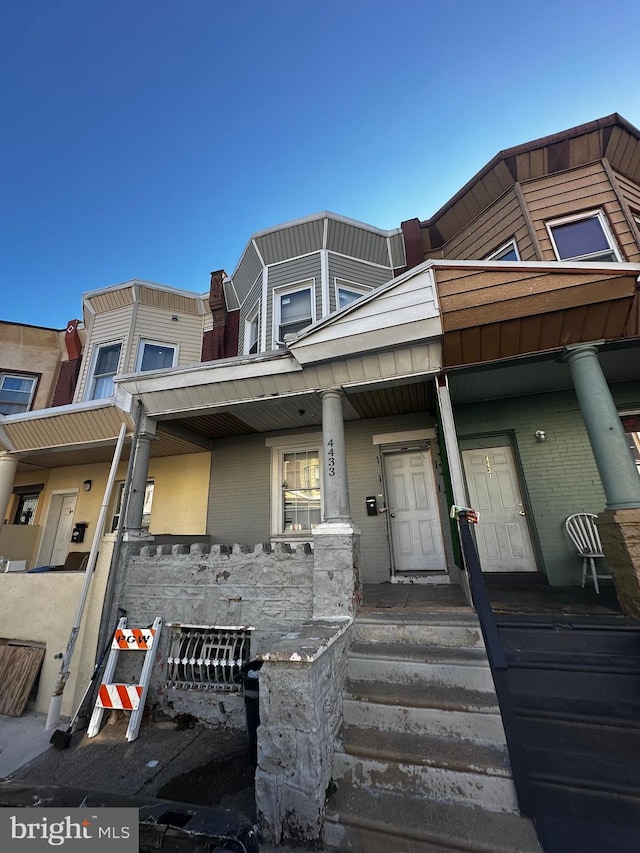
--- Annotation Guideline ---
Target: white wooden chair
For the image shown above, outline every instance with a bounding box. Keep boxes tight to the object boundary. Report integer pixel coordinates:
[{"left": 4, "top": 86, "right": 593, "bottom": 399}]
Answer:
[{"left": 564, "top": 513, "right": 612, "bottom": 594}]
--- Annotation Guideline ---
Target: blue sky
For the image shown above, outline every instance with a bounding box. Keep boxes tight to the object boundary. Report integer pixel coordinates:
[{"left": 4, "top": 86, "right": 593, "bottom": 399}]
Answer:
[{"left": 2, "top": 0, "right": 639, "bottom": 329}]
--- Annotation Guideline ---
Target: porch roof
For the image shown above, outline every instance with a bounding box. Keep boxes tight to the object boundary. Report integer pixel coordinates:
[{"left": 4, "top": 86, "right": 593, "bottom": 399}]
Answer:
[{"left": 433, "top": 260, "right": 640, "bottom": 368}]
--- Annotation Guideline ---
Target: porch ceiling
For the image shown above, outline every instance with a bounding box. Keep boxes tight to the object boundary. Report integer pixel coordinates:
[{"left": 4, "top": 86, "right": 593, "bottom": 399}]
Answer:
[{"left": 448, "top": 340, "right": 640, "bottom": 405}]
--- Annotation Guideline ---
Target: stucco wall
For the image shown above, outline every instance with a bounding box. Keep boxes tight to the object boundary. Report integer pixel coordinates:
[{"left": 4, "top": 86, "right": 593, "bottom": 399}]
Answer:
[
  {"left": 454, "top": 383, "right": 640, "bottom": 585},
  {"left": 0, "top": 542, "right": 113, "bottom": 717},
  {"left": 0, "top": 323, "right": 64, "bottom": 411}
]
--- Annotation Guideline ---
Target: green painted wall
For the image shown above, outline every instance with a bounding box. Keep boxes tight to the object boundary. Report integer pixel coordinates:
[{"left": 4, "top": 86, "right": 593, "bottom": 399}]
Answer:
[{"left": 453, "top": 382, "right": 640, "bottom": 586}]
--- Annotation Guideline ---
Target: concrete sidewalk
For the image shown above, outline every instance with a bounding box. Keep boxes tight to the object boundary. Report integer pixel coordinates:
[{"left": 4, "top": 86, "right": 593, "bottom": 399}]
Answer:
[{"left": 0, "top": 711, "right": 317, "bottom": 852}]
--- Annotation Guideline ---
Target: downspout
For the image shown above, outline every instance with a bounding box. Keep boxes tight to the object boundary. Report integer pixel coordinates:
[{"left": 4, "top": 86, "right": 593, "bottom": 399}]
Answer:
[
  {"left": 46, "top": 420, "right": 127, "bottom": 730},
  {"left": 94, "top": 398, "right": 144, "bottom": 662}
]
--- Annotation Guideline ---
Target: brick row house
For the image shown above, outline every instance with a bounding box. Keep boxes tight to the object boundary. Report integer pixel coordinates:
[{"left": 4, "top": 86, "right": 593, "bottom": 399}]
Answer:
[{"left": 1, "top": 113, "right": 639, "bottom": 845}]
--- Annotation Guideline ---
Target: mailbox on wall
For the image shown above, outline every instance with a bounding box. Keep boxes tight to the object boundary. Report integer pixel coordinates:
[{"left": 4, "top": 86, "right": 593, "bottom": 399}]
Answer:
[
  {"left": 365, "top": 496, "right": 378, "bottom": 517},
  {"left": 71, "top": 522, "right": 88, "bottom": 543}
]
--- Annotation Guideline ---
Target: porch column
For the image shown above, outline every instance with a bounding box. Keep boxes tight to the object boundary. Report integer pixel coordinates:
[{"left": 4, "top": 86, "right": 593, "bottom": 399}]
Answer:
[
  {"left": 125, "top": 418, "right": 156, "bottom": 537},
  {"left": 313, "top": 389, "right": 361, "bottom": 618},
  {"left": 320, "top": 389, "right": 350, "bottom": 523},
  {"left": 435, "top": 375, "right": 469, "bottom": 596},
  {"left": 564, "top": 343, "right": 640, "bottom": 617},
  {"left": 0, "top": 453, "right": 18, "bottom": 524}
]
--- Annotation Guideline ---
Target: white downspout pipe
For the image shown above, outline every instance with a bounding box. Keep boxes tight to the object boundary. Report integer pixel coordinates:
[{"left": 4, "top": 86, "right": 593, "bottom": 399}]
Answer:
[{"left": 46, "top": 421, "right": 127, "bottom": 730}]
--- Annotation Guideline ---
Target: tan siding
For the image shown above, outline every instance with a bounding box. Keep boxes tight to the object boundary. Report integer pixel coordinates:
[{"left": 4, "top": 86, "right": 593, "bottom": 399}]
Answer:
[
  {"left": 522, "top": 162, "right": 639, "bottom": 261},
  {"left": 87, "top": 288, "right": 134, "bottom": 313},
  {"left": 75, "top": 305, "right": 133, "bottom": 400},
  {"left": 606, "top": 127, "right": 640, "bottom": 183},
  {"left": 442, "top": 188, "right": 532, "bottom": 261},
  {"left": 138, "top": 286, "right": 202, "bottom": 315},
  {"left": 127, "top": 305, "right": 204, "bottom": 372}
]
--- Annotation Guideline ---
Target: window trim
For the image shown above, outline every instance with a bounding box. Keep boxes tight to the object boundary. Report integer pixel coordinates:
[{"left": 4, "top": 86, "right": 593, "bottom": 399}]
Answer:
[
  {"left": 244, "top": 301, "right": 261, "bottom": 355},
  {"left": 86, "top": 340, "right": 123, "bottom": 401},
  {"left": 0, "top": 371, "right": 39, "bottom": 416},
  {"left": 272, "top": 279, "right": 315, "bottom": 347},
  {"left": 334, "top": 278, "right": 374, "bottom": 311},
  {"left": 111, "top": 478, "right": 154, "bottom": 533},
  {"left": 268, "top": 435, "right": 323, "bottom": 537},
  {"left": 486, "top": 239, "right": 520, "bottom": 262},
  {"left": 135, "top": 339, "right": 179, "bottom": 373},
  {"left": 546, "top": 209, "right": 622, "bottom": 263}
]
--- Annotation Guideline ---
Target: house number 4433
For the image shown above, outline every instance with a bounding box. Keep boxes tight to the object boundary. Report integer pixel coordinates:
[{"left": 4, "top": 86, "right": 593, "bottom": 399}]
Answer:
[{"left": 327, "top": 439, "right": 336, "bottom": 476}]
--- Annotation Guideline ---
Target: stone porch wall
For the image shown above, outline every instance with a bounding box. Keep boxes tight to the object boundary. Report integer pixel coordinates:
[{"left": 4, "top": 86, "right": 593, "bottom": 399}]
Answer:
[
  {"left": 113, "top": 540, "right": 315, "bottom": 725},
  {"left": 255, "top": 619, "right": 352, "bottom": 844}
]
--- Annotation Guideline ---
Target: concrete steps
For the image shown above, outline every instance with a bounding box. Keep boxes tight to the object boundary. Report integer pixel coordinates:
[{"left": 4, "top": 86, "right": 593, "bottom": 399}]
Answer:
[{"left": 324, "top": 613, "right": 541, "bottom": 853}]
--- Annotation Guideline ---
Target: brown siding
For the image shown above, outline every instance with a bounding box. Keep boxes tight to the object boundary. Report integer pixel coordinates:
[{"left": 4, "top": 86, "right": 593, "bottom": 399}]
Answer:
[
  {"left": 522, "top": 162, "right": 639, "bottom": 261},
  {"left": 615, "top": 170, "right": 640, "bottom": 219},
  {"left": 442, "top": 188, "right": 534, "bottom": 261}
]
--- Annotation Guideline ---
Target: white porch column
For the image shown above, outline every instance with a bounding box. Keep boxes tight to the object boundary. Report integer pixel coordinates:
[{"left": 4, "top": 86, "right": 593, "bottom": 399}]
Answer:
[
  {"left": 313, "top": 388, "right": 361, "bottom": 618},
  {"left": 435, "top": 375, "right": 469, "bottom": 596},
  {"left": 0, "top": 453, "right": 19, "bottom": 524},
  {"left": 125, "top": 418, "right": 156, "bottom": 536},
  {"left": 320, "top": 389, "right": 351, "bottom": 524}
]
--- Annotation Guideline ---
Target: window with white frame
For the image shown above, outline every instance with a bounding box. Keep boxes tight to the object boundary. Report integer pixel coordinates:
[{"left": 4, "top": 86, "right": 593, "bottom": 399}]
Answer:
[
  {"left": 136, "top": 340, "right": 177, "bottom": 372},
  {"left": 268, "top": 439, "right": 322, "bottom": 534},
  {"left": 275, "top": 282, "right": 314, "bottom": 343},
  {"left": 0, "top": 373, "right": 37, "bottom": 415},
  {"left": 244, "top": 302, "right": 260, "bottom": 354},
  {"left": 111, "top": 479, "right": 154, "bottom": 532},
  {"left": 88, "top": 342, "right": 122, "bottom": 400},
  {"left": 546, "top": 210, "right": 622, "bottom": 262},
  {"left": 335, "top": 279, "right": 373, "bottom": 310},
  {"left": 486, "top": 239, "right": 520, "bottom": 262}
]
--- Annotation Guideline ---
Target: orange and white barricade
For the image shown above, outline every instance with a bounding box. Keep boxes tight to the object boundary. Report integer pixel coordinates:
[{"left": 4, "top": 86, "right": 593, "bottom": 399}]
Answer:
[{"left": 87, "top": 616, "right": 162, "bottom": 742}]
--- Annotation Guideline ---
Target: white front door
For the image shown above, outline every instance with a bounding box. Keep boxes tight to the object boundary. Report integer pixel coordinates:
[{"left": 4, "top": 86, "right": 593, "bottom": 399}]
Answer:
[
  {"left": 461, "top": 445, "right": 536, "bottom": 572},
  {"left": 49, "top": 494, "right": 77, "bottom": 566},
  {"left": 383, "top": 448, "right": 446, "bottom": 572}
]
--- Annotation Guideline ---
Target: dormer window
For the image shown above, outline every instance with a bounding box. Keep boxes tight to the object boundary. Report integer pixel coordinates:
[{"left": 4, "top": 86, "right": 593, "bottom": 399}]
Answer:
[
  {"left": 136, "top": 340, "right": 178, "bottom": 372},
  {"left": 88, "top": 343, "right": 122, "bottom": 400},
  {"left": 274, "top": 282, "right": 314, "bottom": 344},
  {"left": 335, "top": 280, "right": 373, "bottom": 310},
  {"left": 486, "top": 239, "right": 520, "bottom": 262},
  {"left": 547, "top": 210, "right": 621, "bottom": 262},
  {"left": 0, "top": 373, "right": 37, "bottom": 415}
]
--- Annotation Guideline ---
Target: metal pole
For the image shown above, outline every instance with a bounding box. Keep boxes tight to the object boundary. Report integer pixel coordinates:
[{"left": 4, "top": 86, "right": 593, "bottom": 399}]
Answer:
[{"left": 46, "top": 421, "right": 128, "bottom": 730}]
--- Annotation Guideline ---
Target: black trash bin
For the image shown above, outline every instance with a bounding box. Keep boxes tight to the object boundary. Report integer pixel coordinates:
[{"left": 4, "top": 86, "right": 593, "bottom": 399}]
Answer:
[{"left": 240, "top": 660, "right": 263, "bottom": 765}]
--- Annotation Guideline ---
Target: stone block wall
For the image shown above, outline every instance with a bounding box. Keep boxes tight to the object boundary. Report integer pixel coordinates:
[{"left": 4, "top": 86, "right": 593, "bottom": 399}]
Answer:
[
  {"left": 255, "top": 619, "right": 351, "bottom": 844},
  {"left": 112, "top": 540, "right": 314, "bottom": 725}
]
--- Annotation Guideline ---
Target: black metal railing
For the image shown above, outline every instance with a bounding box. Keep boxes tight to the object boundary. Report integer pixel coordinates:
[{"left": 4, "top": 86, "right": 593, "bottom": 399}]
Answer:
[{"left": 458, "top": 518, "right": 535, "bottom": 818}]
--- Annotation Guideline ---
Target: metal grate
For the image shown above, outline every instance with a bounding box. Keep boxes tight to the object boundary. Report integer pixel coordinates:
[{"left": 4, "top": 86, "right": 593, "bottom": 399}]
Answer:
[{"left": 166, "top": 625, "right": 251, "bottom": 692}]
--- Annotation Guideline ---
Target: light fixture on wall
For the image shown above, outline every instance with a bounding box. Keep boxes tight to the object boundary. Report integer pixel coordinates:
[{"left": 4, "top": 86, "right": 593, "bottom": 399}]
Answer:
[
  {"left": 534, "top": 430, "right": 547, "bottom": 442},
  {"left": 83, "top": 479, "right": 92, "bottom": 492}
]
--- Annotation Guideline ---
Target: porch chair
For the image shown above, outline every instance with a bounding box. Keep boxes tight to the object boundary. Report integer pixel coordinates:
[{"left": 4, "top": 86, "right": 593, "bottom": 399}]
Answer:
[{"left": 564, "top": 513, "right": 612, "bottom": 594}]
